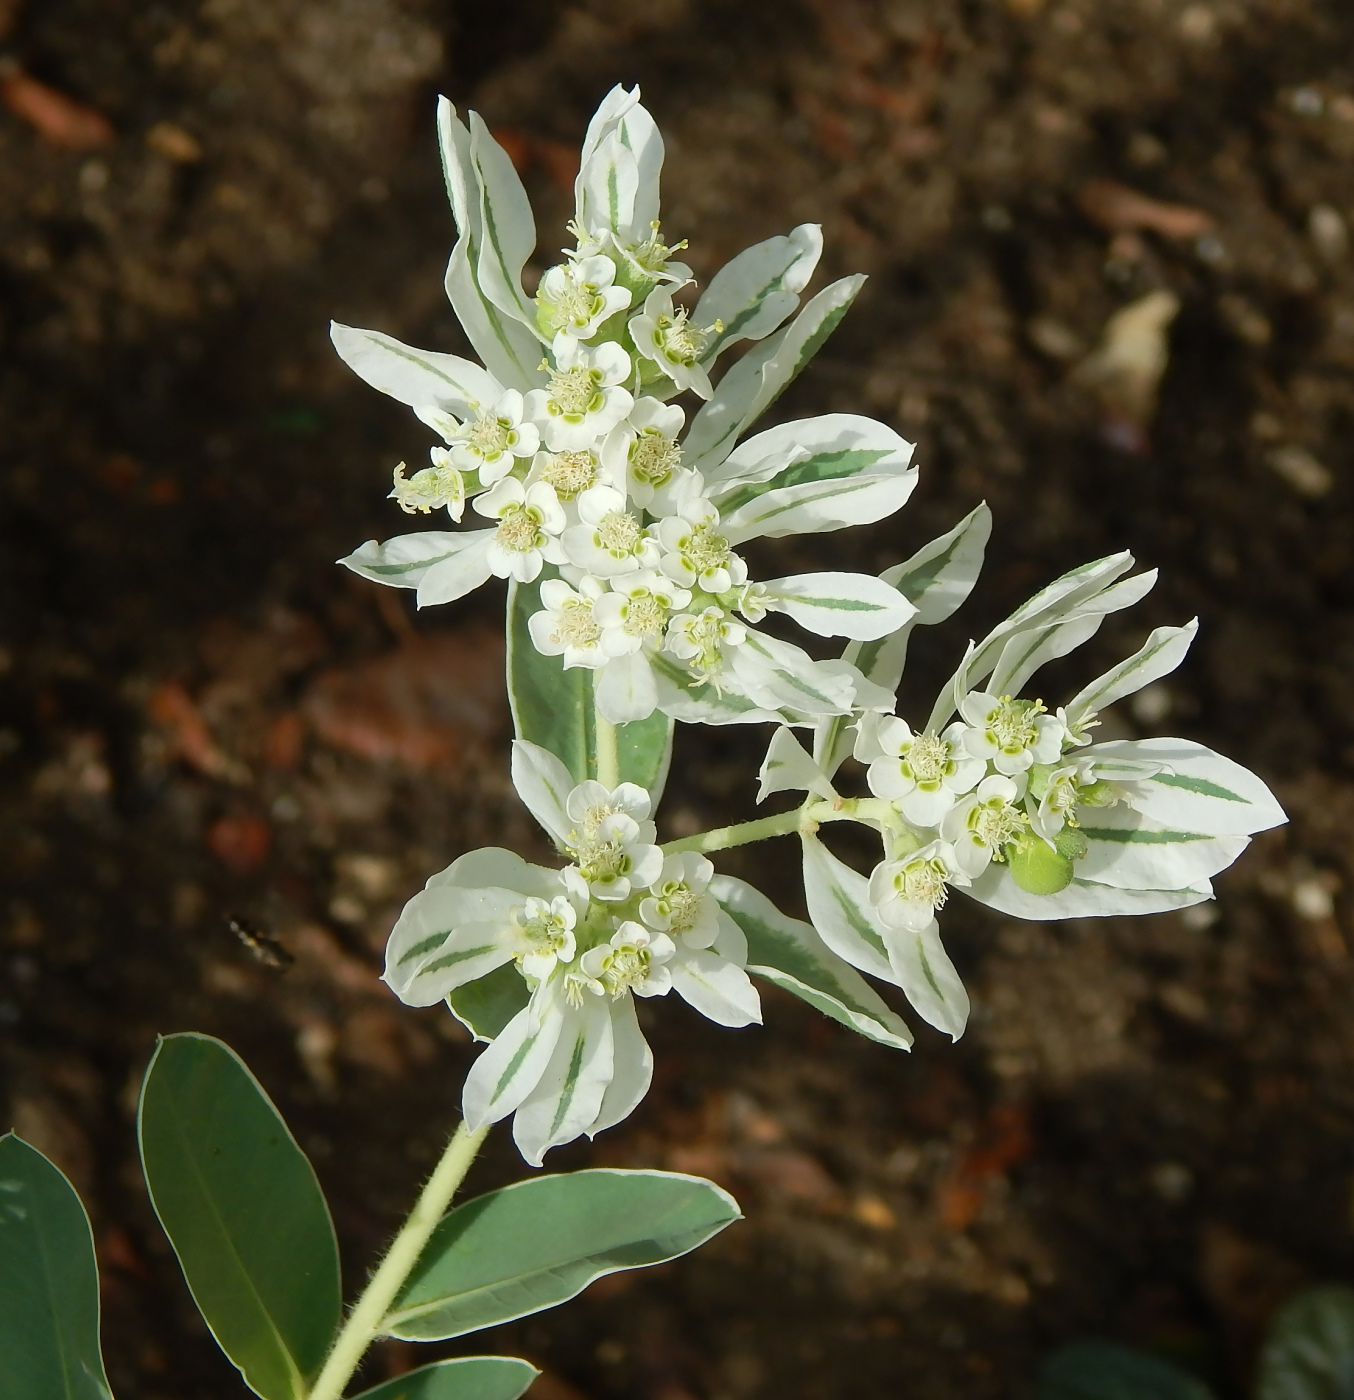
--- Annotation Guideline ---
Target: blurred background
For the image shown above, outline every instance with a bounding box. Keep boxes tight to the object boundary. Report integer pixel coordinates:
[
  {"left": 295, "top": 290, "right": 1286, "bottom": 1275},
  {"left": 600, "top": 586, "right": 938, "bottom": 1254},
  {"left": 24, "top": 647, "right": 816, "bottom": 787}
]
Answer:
[{"left": 2, "top": 0, "right": 1352, "bottom": 1396}]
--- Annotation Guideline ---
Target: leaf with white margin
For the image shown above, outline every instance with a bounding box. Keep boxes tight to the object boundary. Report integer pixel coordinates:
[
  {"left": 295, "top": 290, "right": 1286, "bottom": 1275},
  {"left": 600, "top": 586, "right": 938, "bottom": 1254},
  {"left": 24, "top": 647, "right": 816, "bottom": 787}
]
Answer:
[
  {"left": 1064, "top": 621, "right": 1198, "bottom": 727},
  {"left": 1086, "top": 738, "right": 1286, "bottom": 836},
  {"left": 670, "top": 946, "right": 762, "bottom": 1027},
  {"left": 758, "top": 727, "right": 835, "bottom": 803},
  {"left": 509, "top": 740, "right": 576, "bottom": 847},
  {"left": 814, "top": 503, "right": 992, "bottom": 773},
  {"left": 468, "top": 113, "right": 543, "bottom": 336},
  {"left": 926, "top": 551, "right": 1137, "bottom": 732},
  {"left": 462, "top": 1000, "right": 566, "bottom": 1131},
  {"left": 1075, "top": 805, "right": 1250, "bottom": 892},
  {"left": 883, "top": 918, "right": 970, "bottom": 1041},
  {"left": 384, "top": 885, "right": 525, "bottom": 1007},
  {"left": 649, "top": 650, "right": 785, "bottom": 727},
  {"left": 695, "top": 223, "right": 824, "bottom": 359},
  {"left": 721, "top": 472, "right": 917, "bottom": 545},
  {"left": 511, "top": 1002, "right": 614, "bottom": 1167},
  {"left": 800, "top": 835, "right": 895, "bottom": 984},
  {"left": 761, "top": 571, "right": 916, "bottom": 640},
  {"left": 684, "top": 276, "right": 866, "bottom": 472},
  {"left": 587, "top": 997, "right": 653, "bottom": 1137},
  {"left": 437, "top": 100, "right": 545, "bottom": 390},
  {"left": 426, "top": 847, "right": 561, "bottom": 896},
  {"left": 712, "top": 874, "right": 913, "bottom": 1050},
  {"left": 986, "top": 570, "right": 1158, "bottom": 700},
  {"left": 341, "top": 532, "right": 486, "bottom": 596},
  {"left": 575, "top": 85, "right": 663, "bottom": 243},
  {"left": 330, "top": 323, "right": 503, "bottom": 417},
  {"left": 731, "top": 631, "right": 863, "bottom": 716},
  {"left": 964, "top": 867, "right": 1214, "bottom": 920}
]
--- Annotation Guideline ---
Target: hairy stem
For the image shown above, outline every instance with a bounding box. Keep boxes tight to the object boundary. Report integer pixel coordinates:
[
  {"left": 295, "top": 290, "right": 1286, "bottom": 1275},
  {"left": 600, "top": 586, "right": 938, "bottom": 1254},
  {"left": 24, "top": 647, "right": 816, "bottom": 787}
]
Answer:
[
  {"left": 661, "top": 796, "right": 900, "bottom": 856},
  {"left": 308, "top": 1120, "right": 489, "bottom": 1400},
  {"left": 595, "top": 709, "right": 620, "bottom": 789}
]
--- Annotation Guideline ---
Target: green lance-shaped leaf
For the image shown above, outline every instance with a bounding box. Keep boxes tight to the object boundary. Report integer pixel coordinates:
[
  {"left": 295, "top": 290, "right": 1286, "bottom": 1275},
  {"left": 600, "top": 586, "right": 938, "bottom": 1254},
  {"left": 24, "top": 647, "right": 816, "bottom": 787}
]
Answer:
[
  {"left": 137, "top": 1034, "right": 341, "bottom": 1400},
  {"left": 684, "top": 276, "right": 866, "bottom": 473},
  {"left": 0, "top": 1134, "right": 113, "bottom": 1400},
  {"left": 1256, "top": 1285, "right": 1354, "bottom": 1400},
  {"left": 507, "top": 571, "right": 674, "bottom": 798},
  {"left": 384, "top": 1169, "right": 741, "bottom": 1341},
  {"left": 695, "top": 223, "right": 824, "bottom": 360},
  {"left": 712, "top": 875, "right": 912, "bottom": 1050},
  {"left": 352, "top": 1356, "right": 540, "bottom": 1400},
  {"left": 449, "top": 962, "right": 532, "bottom": 1043},
  {"left": 329, "top": 323, "right": 503, "bottom": 419},
  {"left": 813, "top": 502, "right": 992, "bottom": 774},
  {"left": 1037, "top": 1341, "right": 1217, "bottom": 1400},
  {"left": 468, "top": 113, "right": 546, "bottom": 339}
]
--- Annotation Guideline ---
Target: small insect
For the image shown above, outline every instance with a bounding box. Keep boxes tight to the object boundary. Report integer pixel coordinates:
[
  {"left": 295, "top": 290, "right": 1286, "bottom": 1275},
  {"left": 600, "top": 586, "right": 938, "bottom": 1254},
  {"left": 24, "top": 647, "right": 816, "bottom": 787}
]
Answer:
[{"left": 228, "top": 915, "right": 295, "bottom": 972}]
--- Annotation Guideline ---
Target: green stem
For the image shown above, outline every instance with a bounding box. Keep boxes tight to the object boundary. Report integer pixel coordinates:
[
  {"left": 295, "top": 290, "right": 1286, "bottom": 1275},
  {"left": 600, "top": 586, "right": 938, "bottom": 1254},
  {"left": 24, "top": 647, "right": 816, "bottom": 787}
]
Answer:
[
  {"left": 595, "top": 710, "right": 620, "bottom": 789},
  {"left": 661, "top": 796, "right": 904, "bottom": 856},
  {"left": 308, "top": 1120, "right": 489, "bottom": 1400}
]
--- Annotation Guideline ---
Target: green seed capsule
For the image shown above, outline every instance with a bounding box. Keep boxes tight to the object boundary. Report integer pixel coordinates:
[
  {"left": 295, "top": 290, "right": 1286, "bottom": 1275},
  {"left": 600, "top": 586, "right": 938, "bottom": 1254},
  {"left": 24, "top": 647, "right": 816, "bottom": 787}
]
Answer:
[{"left": 1009, "top": 839, "right": 1075, "bottom": 895}]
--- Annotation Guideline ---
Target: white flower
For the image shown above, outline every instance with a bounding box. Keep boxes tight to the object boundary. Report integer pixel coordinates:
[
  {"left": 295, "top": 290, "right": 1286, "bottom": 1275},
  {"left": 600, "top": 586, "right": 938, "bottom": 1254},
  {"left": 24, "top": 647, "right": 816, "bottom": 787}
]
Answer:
[
  {"left": 527, "top": 446, "right": 615, "bottom": 504},
  {"left": 640, "top": 852, "right": 721, "bottom": 948},
  {"left": 861, "top": 715, "right": 986, "bottom": 827},
  {"left": 665, "top": 606, "right": 747, "bottom": 685},
  {"left": 656, "top": 491, "right": 748, "bottom": 595},
  {"left": 563, "top": 779, "right": 664, "bottom": 901},
  {"left": 563, "top": 486, "right": 661, "bottom": 578},
  {"left": 580, "top": 921, "right": 676, "bottom": 997},
  {"left": 941, "top": 775, "right": 1028, "bottom": 879},
  {"left": 388, "top": 454, "right": 467, "bottom": 521},
  {"left": 473, "top": 477, "right": 567, "bottom": 583},
  {"left": 528, "top": 576, "right": 609, "bottom": 669},
  {"left": 536, "top": 254, "right": 632, "bottom": 340},
  {"left": 595, "top": 571, "right": 692, "bottom": 658},
  {"left": 604, "top": 397, "right": 685, "bottom": 509},
  {"left": 1026, "top": 755, "right": 1099, "bottom": 845},
  {"left": 515, "top": 894, "right": 580, "bottom": 981},
  {"left": 440, "top": 389, "right": 540, "bottom": 484},
  {"left": 868, "top": 840, "right": 964, "bottom": 932},
  {"left": 629, "top": 286, "right": 714, "bottom": 399},
  {"left": 959, "top": 691, "right": 1065, "bottom": 776},
  {"left": 526, "top": 334, "right": 634, "bottom": 451}
]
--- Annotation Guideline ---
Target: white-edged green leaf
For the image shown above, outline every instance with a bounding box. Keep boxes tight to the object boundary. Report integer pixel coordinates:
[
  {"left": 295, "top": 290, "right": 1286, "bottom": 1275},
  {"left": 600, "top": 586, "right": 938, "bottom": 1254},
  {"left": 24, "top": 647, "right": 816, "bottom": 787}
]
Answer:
[
  {"left": 731, "top": 632, "right": 862, "bottom": 716},
  {"left": 437, "top": 100, "right": 544, "bottom": 390},
  {"left": 757, "top": 727, "right": 834, "bottom": 802},
  {"left": 330, "top": 323, "right": 503, "bottom": 417},
  {"left": 814, "top": 503, "right": 992, "bottom": 773},
  {"left": 468, "top": 113, "right": 542, "bottom": 336},
  {"left": 386, "top": 1169, "right": 741, "bottom": 1340},
  {"left": 964, "top": 867, "right": 1214, "bottom": 920},
  {"left": 684, "top": 276, "right": 866, "bottom": 472},
  {"left": 510, "top": 1000, "right": 615, "bottom": 1166},
  {"left": 462, "top": 1001, "right": 565, "bottom": 1130},
  {"left": 508, "top": 573, "right": 674, "bottom": 797},
  {"left": 340, "top": 532, "right": 491, "bottom": 608},
  {"left": 706, "top": 411, "right": 913, "bottom": 493},
  {"left": 882, "top": 918, "right": 969, "bottom": 1041},
  {"left": 575, "top": 86, "right": 663, "bottom": 242},
  {"left": 1086, "top": 738, "right": 1287, "bottom": 836},
  {"left": 722, "top": 470, "right": 918, "bottom": 545},
  {"left": 384, "top": 886, "right": 521, "bottom": 1006},
  {"left": 0, "top": 1134, "right": 114, "bottom": 1400},
  {"left": 800, "top": 835, "right": 894, "bottom": 983},
  {"left": 448, "top": 963, "right": 531, "bottom": 1043},
  {"left": 762, "top": 571, "right": 916, "bottom": 640},
  {"left": 1074, "top": 806, "right": 1250, "bottom": 892},
  {"left": 926, "top": 552, "right": 1137, "bottom": 732},
  {"left": 712, "top": 874, "right": 913, "bottom": 1049},
  {"left": 352, "top": 1356, "right": 540, "bottom": 1400},
  {"left": 1256, "top": 1284, "right": 1354, "bottom": 1400},
  {"left": 1064, "top": 621, "right": 1198, "bottom": 726},
  {"left": 650, "top": 649, "right": 784, "bottom": 726},
  {"left": 987, "top": 570, "right": 1158, "bottom": 699},
  {"left": 696, "top": 223, "right": 823, "bottom": 359},
  {"left": 509, "top": 739, "right": 574, "bottom": 846}
]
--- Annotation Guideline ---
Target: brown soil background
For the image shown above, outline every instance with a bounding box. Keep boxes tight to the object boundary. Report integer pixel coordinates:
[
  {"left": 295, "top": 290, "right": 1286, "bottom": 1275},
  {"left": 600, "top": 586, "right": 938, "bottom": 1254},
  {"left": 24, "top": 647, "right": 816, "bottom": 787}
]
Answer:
[{"left": 3, "top": 1, "right": 1353, "bottom": 1396}]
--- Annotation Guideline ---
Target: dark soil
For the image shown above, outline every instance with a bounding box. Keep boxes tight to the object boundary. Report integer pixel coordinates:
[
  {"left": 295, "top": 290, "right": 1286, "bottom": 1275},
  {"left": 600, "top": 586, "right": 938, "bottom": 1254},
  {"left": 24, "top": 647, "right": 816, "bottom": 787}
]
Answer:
[{"left": 3, "top": 1, "right": 1354, "bottom": 1397}]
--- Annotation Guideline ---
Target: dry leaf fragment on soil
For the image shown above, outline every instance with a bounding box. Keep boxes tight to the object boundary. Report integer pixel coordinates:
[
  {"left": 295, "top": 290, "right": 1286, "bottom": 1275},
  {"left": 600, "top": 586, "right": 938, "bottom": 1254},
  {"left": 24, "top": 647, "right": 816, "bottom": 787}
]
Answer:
[
  {"left": 1077, "top": 179, "right": 1215, "bottom": 239},
  {"left": 149, "top": 680, "right": 250, "bottom": 782},
  {"left": 1072, "top": 289, "right": 1181, "bottom": 443},
  {"left": 0, "top": 62, "right": 114, "bottom": 148},
  {"left": 938, "top": 1103, "right": 1033, "bottom": 1231},
  {"left": 303, "top": 629, "right": 505, "bottom": 769}
]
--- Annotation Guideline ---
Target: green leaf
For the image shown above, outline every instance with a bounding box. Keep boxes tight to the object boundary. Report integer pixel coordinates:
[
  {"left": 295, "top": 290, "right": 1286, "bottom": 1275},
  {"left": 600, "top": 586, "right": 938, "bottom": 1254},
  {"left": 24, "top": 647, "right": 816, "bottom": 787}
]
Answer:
[
  {"left": 1257, "top": 1285, "right": 1354, "bottom": 1400},
  {"left": 695, "top": 223, "right": 823, "bottom": 358},
  {"left": 448, "top": 961, "right": 531, "bottom": 1042},
  {"left": 385, "top": 1169, "right": 741, "bottom": 1340},
  {"left": 0, "top": 1134, "right": 113, "bottom": 1400},
  {"left": 1038, "top": 1342, "right": 1216, "bottom": 1400},
  {"left": 712, "top": 875, "right": 912, "bottom": 1050},
  {"left": 468, "top": 113, "right": 543, "bottom": 337},
  {"left": 352, "top": 1356, "right": 540, "bottom": 1400},
  {"left": 506, "top": 571, "right": 674, "bottom": 798},
  {"left": 137, "top": 1034, "right": 341, "bottom": 1400}
]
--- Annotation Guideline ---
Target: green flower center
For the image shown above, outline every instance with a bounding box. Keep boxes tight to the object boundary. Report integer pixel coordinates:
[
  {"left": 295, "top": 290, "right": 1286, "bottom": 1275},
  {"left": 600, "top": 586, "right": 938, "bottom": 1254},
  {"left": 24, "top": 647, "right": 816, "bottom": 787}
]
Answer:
[
  {"left": 540, "top": 449, "right": 598, "bottom": 499},
  {"left": 495, "top": 505, "right": 543, "bottom": 554},
  {"left": 549, "top": 364, "right": 603, "bottom": 417},
  {"left": 596, "top": 511, "right": 643, "bottom": 555},
  {"left": 550, "top": 596, "right": 600, "bottom": 650},
  {"left": 903, "top": 733, "right": 951, "bottom": 785},
  {"left": 468, "top": 415, "right": 512, "bottom": 455},
  {"left": 630, "top": 430, "right": 680, "bottom": 485},
  {"left": 622, "top": 592, "right": 668, "bottom": 639}
]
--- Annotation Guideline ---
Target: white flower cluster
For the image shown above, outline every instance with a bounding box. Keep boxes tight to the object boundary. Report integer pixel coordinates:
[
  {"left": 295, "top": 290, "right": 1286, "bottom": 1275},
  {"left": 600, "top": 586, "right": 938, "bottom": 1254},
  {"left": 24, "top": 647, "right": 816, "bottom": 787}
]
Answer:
[
  {"left": 336, "top": 87, "right": 918, "bottom": 728},
  {"left": 338, "top": 87, "right": 1286, "bottom": 1165},
  {"left": 384, "top": 742, "right": 759, "bottom": 1165}
]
